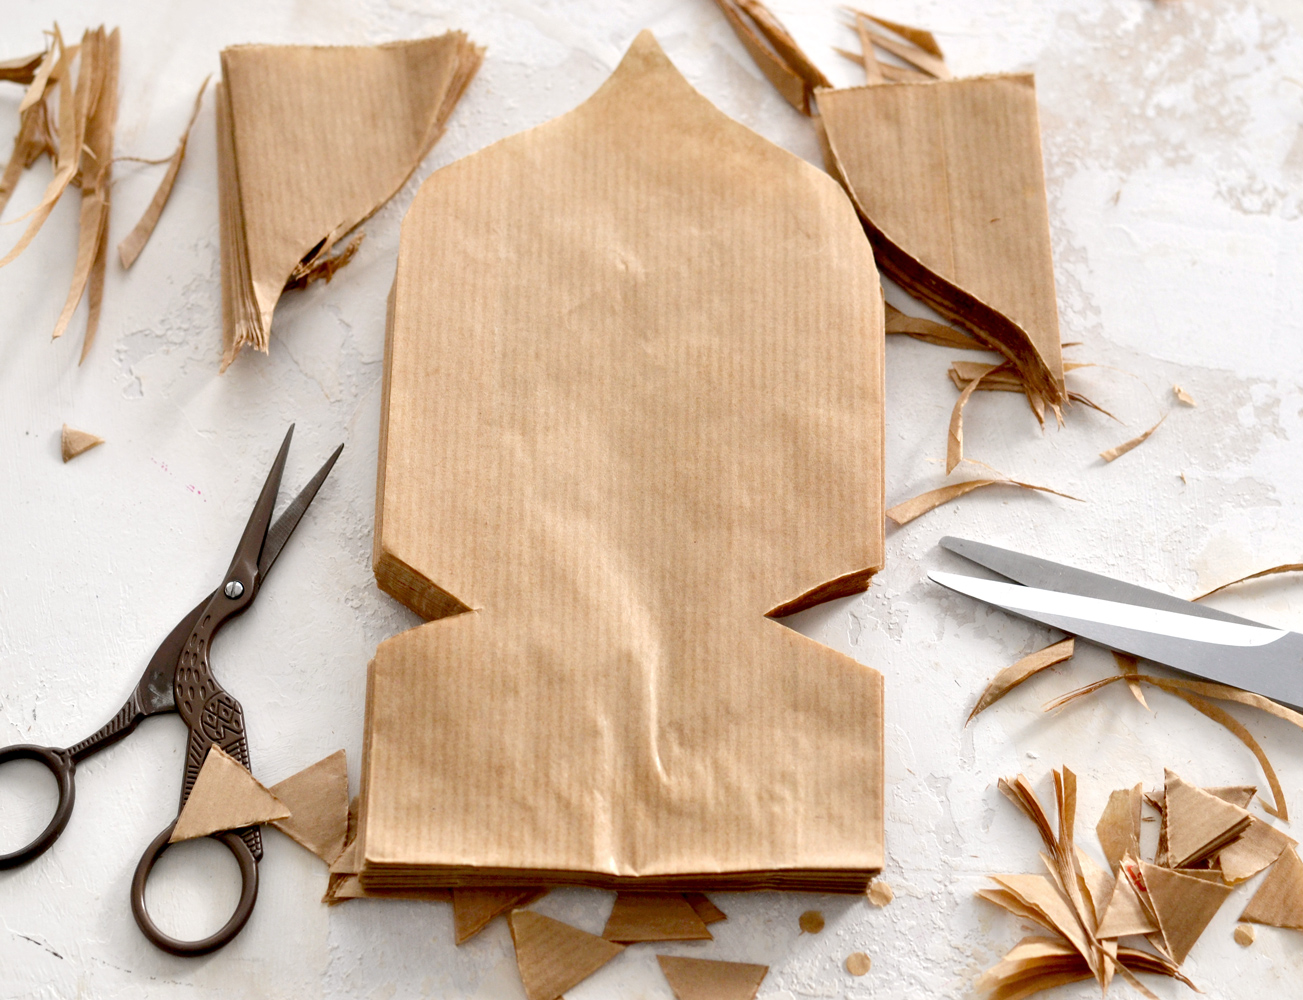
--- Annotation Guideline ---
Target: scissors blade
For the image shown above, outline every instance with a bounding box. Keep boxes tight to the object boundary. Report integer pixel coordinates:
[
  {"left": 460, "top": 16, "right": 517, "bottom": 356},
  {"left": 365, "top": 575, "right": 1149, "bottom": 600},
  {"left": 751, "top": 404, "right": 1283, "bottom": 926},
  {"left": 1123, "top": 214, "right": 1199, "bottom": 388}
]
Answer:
[
  {"left": 133, "top": 591, "right": 214, "bottom": 714},
  {"left": 938, "top": 536, "right": 1259, "bottom": 626},
  {"left": 929, "top": 571, "right": 1303, "bottom": 709},
  {"left": 224, "top": 425, "right": 294, "bottom": 587},
  {"left": 257, "top": 442, "right": 344, "bottom": 579}
]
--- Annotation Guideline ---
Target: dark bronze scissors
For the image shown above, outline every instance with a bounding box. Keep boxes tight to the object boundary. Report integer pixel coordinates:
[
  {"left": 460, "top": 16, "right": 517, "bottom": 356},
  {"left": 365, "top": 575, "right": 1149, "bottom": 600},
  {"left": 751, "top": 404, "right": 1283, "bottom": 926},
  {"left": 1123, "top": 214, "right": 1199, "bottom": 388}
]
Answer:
[{"left": 0, "top": 426, "right": 342, "bottom": 956}]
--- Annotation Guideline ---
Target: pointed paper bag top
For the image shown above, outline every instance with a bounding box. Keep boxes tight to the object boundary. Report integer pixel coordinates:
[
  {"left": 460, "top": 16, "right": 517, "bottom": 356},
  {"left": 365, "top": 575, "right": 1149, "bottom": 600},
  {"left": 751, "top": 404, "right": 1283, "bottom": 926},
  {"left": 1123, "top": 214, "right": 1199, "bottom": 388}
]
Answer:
[
  {"left": 219, "top": 33, "right": 482, "bottom": 361},
  {"left": 269, "top": 749, "right": 350, "bottom": 863},
  {"left": 1140, "top": 861, "right": 1232, "bottom": 964},
  {"left": 1164, "top": 768, "right": 1251, "bottom": 868},
  {"left": 819, "top": 76, "right": 1064, "bottom": 406},
  {"left": 1240, "top": 846, "right": 1303, "bottom": 929},
  {"left": 363, "top": 31, "right": 884, "bottom": 890}
]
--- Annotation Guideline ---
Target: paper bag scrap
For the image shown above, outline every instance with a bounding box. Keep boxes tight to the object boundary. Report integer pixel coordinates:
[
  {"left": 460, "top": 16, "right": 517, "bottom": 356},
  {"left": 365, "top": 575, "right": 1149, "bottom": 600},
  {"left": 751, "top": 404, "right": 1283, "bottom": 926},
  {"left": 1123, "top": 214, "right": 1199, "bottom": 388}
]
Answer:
[
  {"left": 216, "top": 32, "right": 482, "bottom": 369},
  {"left": 171, "top": 745, "right": 289, "bottom": 842},
  {"left": 819, "top": 76, "right": 1065, "bottom": 409},
  {"left": 358, "top": 31, "right": 884, "bottom": 893}
]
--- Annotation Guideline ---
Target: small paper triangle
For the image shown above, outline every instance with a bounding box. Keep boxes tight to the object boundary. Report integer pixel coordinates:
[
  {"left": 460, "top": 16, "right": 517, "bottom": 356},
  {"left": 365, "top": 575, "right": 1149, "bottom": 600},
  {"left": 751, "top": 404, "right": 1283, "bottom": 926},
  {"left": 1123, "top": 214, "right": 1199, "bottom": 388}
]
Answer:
[
  {"left": 269, "top": 749, "right": 349, "bottom": 864},
  {"left": 657, "top": 955, "right": 769, "bottom": 1000},
  {"left": 1141, "top": 860, "right": 1233, "bottom": 963},
  {"left": 682, "top": 892, "right": 727, "bottom": 924},
  {"left": 1240, "top": 846, "right": 1303, "bottom": 929},
  {"left": 170, "top": 745, "right": 289, "bottom": 842},
  {"left": 508, "top": 910, "right": 624, "bottom": 1000},
  {"left": 602, "top": 892, "right": 712, "bottom": 942},
  {"left": 1096, "top": 862, "right": 1158, "bottom": 938},
  {"left": 1165, "top": 769, "right": 1251, "bottom": 868},
  {"left": 454, "top": 887, "right": 547, "bottom": 944},
  {"left": 61, "top": 424, "right": 104, "bottom": 462}
]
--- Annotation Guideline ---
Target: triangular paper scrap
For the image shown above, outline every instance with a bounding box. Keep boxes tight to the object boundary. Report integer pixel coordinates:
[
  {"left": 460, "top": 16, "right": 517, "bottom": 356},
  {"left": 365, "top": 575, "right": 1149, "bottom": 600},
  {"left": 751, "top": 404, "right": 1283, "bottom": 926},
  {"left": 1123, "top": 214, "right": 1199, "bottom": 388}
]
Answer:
[
  {"left": 1206, "top": 785, "right": 1256, "bottom": 809},
  {"left": 1140, "top": 860, "right": 1233, "bottom": 963},
  {"left": 1220, "top": 818, "right": 1296, "bottom": 884},
  {"left": 1240, "top": 846, "right": 1303, "bottom": 929},
  {"left": 657, "top": 955, "right": 768, "bottom": 1000},
  {"left": 360, "top": 29, "right": 884, "bottom": 894},
  {"left": 268, "top": 749, "right": 349, "bottom": 864},
  {"left": 61, "top": 424, "right": 104, "bottom": 462},
  {"left": 454, "top": 887, "right": 547, "bottom": 944},
  {"left": 508, "top": 910, "right": 625, "bottom": 1000},
  {"left": 217, "top": 32, "right": 483, "bottom": 368},
  {"left": 602, "top": 892, "right": 712, "bottom": 942},
  {"left": 1096, "top": 784, "right": 1141, "bottom": 872},
  {"left": 1096, "top": 861, "right": 1158, "bottom": 939},
  {"left": 1164, "top": 769, "right": 1251, "bottom": 868},
  {"left": 819, "top": 77, "right": 1064, "bottom": 407},
  {"left": 170, "top": 745, "right": 289, "bottom": 842},
  {"left": 683, "top": 892, "right": 727, "bottom": 924}
]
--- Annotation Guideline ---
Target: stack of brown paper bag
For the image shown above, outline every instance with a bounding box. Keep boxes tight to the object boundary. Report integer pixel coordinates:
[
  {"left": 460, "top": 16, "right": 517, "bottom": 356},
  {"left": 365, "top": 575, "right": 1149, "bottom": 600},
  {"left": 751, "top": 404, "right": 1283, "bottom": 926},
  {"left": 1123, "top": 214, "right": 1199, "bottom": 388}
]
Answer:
[
  {"left": 215, "top": 32, "right": 481, "bottom": 369},
  {"left": 344, "top": 31, "right": 886, "bottom": 896}
]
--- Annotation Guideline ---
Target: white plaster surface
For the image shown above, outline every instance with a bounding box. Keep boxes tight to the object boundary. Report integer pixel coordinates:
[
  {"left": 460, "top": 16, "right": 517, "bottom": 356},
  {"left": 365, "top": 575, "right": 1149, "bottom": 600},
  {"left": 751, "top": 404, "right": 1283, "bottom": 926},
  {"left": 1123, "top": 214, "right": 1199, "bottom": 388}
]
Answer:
[{"left": 2, "top": 0, "right": 1303, "bottom": 996}]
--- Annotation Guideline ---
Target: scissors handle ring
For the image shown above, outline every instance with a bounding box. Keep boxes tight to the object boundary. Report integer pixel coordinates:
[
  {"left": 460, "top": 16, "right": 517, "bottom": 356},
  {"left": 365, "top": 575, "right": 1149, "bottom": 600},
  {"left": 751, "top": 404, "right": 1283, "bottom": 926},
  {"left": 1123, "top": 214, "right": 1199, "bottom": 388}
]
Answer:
[
  {"left": 130, "top": 820, "right": 259, "bottom": 956},
  {"left": 0, "top": 744, "right": 75, "bottom": 870}
]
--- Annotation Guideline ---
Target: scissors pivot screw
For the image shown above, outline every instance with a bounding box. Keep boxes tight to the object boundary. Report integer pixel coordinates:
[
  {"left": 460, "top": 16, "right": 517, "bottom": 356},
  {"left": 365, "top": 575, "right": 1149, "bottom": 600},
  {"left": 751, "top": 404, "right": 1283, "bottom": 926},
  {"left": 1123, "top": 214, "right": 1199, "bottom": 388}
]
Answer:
[{"left": 224, "top": 580, "right": 245, "bottom": 599}]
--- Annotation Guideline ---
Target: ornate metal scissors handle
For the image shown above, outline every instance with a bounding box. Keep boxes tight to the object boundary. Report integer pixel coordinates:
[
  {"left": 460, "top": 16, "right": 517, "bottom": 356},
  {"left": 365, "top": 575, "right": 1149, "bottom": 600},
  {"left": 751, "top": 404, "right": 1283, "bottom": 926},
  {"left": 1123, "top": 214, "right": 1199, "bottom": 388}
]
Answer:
[{"left": 0, "top": 427, "right": 342, "bottom": 956}]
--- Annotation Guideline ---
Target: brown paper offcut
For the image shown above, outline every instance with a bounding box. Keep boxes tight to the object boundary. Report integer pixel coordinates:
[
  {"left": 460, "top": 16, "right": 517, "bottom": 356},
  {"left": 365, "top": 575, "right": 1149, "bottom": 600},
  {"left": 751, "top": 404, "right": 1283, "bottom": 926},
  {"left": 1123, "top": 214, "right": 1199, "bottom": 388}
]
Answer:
[
  {"left": 454, "top": 887, "right": 547, "bottom": 944},
  {"left": 170, "top": 745, "right": 289, "bottom": 842},
  {"left": 967, "top": 637, "right": 1074, "bottom": 724},
  {"left": 269, "top": 749, "right": 349, "bottom": 864},
  {"left": 1163, "top": 769, "right": 1251, "bottom": 869},
  {"left": 117, "top": 76, "right": 209, "bottom": 269},
  {"left": 216, "top": 33, "right": 482, "bottom": 369},
  {"left": 1240, "top": 846, "right": 1303, "bottom": 929},
  {"left": 602, "top": 892, "right": 712, "bottom": 942},
  {"left": 820, "top": 77, "right": 1065, "bottom": 410},
  {"left": 1, "top": 26, "right": 119, "bottom": 360},
  {"left": 509, "top": 910, "right": 624, "bottom": 1000},
  {"left": 657, "top": 955, "right": 769, "bottom": 1000},
  {"left": 711, "top": 0, "right": 830, "bottom": 115},
  {"left": 978, "top": 769, "right": 1195, "bottom": 997},
  {"left": 60, "top": 424, "right": 103, "bottom": 462},
  {"left": 359, "top": 32, "right": 885, "bottom": 894},
  {"left": 886, "top": 479, "right": 1079, "bottom": 527}
]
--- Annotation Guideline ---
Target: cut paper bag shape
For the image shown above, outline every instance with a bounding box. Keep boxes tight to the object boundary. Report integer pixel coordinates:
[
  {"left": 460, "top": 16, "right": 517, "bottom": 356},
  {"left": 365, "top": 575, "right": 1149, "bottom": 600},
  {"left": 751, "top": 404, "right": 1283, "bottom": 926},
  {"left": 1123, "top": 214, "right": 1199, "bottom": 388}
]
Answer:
[
  {"left": 171, "top": 745, "right": 289, "bottom": 842},
  {"left": 819, "top": 77, "right": 1065, "bottom": 409},
  {"left": 61, "top": 424, "right": 104, "bottom": 462},
  {"left": 359, "top": 31, "right": 884, "bottom": 893},
  {"left": 216, "top": 33, "right": 482, "bottom": 369}
]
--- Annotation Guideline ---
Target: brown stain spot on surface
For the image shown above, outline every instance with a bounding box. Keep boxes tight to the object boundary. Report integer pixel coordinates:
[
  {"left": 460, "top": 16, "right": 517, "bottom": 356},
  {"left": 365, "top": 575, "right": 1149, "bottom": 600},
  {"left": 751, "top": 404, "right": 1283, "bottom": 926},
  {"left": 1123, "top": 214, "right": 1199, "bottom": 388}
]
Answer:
[
  {"left": 798, "top": 910, "right": 825, "bottom": 934},
  {"left": 845, "top": 951, "right": 872, "bottom": 976}
]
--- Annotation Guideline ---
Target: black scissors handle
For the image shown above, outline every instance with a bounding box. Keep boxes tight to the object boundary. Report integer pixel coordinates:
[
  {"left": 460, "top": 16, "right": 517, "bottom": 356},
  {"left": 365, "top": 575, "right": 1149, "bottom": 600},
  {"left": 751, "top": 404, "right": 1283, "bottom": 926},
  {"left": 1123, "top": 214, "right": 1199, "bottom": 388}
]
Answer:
[
  {"left": 0, "top": 692, "right": 146, "bottom": 869},
  {"left": 130, "top": 820, "right": 259, "bottom": 957},
  {"left": 0, "top": 745, "right": 75, "bottom": 869}
]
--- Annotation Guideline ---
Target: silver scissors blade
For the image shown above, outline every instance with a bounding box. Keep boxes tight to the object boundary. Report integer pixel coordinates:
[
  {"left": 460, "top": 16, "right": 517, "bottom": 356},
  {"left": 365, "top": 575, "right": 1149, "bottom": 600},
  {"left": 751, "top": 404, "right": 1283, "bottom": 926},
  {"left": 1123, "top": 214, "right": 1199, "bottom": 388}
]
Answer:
[
  {"left": 938, "top": 536, "right": 1259, "bottom": 625},
  {"left": 928, "top": 570, "right": 1303, "bottom": 710}
]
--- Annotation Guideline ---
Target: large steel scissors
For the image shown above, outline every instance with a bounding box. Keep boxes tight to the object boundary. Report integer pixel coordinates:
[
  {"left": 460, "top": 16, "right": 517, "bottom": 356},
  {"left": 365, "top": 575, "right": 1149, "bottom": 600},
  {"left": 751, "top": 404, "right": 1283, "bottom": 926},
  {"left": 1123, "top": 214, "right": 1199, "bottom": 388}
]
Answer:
[
  {"left": 930, "top": 535, "right": 1303, "bottom": 710},
  {"left": 0, "top": 426, "right": 341, "bottom": 955}
]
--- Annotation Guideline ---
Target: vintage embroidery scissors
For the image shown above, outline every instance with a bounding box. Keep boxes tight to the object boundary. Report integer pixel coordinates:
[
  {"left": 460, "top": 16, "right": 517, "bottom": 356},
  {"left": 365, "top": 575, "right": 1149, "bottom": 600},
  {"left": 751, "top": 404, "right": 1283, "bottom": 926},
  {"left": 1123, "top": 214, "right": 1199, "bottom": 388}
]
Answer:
[
  {"left": 0, "top": 426, "right": 342, "bottom": 956},
  {"left": 930, "top": 536, "right": 1303, "bottom": 711}
]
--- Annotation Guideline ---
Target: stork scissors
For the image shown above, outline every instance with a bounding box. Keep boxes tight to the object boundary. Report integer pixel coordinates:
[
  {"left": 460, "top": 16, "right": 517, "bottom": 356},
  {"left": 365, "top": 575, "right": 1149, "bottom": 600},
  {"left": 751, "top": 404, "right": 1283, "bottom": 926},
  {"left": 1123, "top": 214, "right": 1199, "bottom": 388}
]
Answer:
[{"left": 0, "top": 426, "right": 342, "bottom": 956}]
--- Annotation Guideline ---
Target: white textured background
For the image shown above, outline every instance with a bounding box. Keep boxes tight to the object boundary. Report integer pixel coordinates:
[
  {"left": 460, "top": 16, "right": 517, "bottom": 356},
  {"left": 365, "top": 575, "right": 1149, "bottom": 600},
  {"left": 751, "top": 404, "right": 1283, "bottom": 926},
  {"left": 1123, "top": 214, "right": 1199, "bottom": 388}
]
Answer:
[{"left": 3, "top": 0, "right": 1303, "bottom": 996}]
